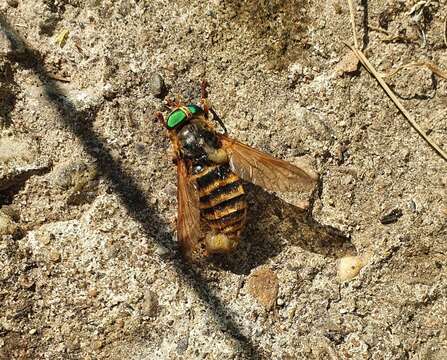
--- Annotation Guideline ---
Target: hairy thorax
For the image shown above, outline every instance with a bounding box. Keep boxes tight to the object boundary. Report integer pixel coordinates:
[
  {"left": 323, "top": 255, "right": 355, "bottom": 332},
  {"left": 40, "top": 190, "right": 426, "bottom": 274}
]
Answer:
[{"left": 177, "top": 120, "right": 228, "bottom": 168}]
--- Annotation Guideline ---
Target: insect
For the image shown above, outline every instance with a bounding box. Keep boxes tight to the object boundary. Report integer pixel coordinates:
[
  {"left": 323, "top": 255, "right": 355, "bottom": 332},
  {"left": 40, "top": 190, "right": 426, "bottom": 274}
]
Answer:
[{"left": 156, "top": 81, "right": 319, "bottom": 261}]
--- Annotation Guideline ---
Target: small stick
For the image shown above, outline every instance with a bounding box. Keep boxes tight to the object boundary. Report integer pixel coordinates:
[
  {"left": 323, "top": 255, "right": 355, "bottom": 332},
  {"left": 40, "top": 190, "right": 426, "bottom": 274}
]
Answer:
[
  {"left": 346, "top": 0, "right": 447, "bottom": 162},
  {"left": 48, "top": 73, "right": 71, "bottom": 83},
  {"left": 347, "top": 0, "right": 359, "bottom": 49},
  {"left": 444, "top": 15, "right": 447, "bottom": 48},
  {"left": 345, "top": 43, "right": 447, "bottom": 162},
  {"left": 382, "top": 61, "right": 447, "bottom": 80},
  {"left": 368, "top": 25, "right": 390, "bottom": 35}
]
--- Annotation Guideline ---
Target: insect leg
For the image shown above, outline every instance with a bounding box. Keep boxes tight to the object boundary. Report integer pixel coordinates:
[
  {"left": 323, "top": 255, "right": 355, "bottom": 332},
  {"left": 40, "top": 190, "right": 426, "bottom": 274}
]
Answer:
[
  {"left": 210, "top": 108, "right": 228, "bottom": 134},
  {"left": 154, "top": 111, "right": 165, "bottom": 125},
  {"left": 200, "top": 80, "right": 227, "bottom": 133},
  {"left": 200, "top": 80, "right": 210, "bottom": 117},
  {"left": 200, "top": 79, "right": 209, "bottom": 100}
]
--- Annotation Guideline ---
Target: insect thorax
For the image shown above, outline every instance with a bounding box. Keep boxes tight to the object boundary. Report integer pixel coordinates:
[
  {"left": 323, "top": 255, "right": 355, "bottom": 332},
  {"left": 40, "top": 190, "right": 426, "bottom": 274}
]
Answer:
[{"left": 177, "top": 121, "right": 222, "bottom": 168}]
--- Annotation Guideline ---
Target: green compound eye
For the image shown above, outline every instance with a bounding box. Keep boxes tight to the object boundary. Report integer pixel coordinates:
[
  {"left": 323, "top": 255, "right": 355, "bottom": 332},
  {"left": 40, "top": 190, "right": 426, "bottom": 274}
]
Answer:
[{"left": 166, "top": 104, "right": 202, "bottom": 129}]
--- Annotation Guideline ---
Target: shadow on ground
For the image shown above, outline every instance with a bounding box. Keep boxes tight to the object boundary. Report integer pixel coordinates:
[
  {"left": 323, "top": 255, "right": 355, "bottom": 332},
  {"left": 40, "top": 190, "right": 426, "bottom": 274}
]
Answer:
[
  {"left": 212, "top": 184, "right": 355, "bottom": 274},
  {"left": 0, "top": 14, "right": 268, "bottom": 360}
]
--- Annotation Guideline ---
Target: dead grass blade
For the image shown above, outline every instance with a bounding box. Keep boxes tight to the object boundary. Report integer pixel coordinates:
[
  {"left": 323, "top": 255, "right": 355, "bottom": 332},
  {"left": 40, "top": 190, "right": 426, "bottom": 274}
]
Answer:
[
  {"left": 444, "top": 14, "right": 447, "bottom": 48},
  {"left": 345, "top": 0, "right": 447, "bottom": 162},
  {"left": 382, "top": 61, "right": 447, "bottom": 79},
  {"left": 347, "top": 0, "right": 359, "bottom": 49}
]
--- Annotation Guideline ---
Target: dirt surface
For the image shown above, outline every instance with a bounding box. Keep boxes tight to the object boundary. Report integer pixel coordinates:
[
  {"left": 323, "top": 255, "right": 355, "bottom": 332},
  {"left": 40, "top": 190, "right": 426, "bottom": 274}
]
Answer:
[{"left": 1, "top": 1, "right": 446, "bottom": 359}]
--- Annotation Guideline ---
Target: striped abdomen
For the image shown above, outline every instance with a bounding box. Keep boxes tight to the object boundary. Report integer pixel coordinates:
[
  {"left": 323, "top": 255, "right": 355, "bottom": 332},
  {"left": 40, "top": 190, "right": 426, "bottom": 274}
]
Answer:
[{"left": 193, "top": 163, "right": 247, "bottom": 239}]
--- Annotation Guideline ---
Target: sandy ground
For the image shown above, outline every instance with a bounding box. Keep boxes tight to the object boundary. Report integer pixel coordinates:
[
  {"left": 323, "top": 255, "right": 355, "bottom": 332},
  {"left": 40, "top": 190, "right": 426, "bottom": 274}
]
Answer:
[{"left": 0, "top": 0, "right": 446, "bottom": 359}]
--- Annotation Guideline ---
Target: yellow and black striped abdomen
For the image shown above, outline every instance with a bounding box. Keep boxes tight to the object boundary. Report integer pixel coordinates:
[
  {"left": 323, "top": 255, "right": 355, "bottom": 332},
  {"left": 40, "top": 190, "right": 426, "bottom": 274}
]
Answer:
[{"left": 194, "top": 163, "right": 247, "bottom": 238}]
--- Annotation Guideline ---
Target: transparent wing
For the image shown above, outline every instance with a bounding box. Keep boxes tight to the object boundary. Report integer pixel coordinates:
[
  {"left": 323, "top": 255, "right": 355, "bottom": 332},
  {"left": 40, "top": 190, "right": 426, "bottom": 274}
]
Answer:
[
  {"left": 220, "top": 135, "right": 318, "bottom": 192},
  {"left": 176, "top": 160, "right": 202, "bottom": 258}
]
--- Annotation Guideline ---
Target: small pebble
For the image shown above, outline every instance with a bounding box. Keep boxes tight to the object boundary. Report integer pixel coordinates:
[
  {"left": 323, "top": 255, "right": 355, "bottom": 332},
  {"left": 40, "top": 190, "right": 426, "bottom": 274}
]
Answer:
[
  {"left": 92, "top": 339, "right": 103, "bottom": 350},
  {"left": 134, "top": 143, "right": 146, "bottom": 155},
  {"left": 148, "top": 73, "right": 166, "bottom": 98},
  {"left": 49, "top": 250, "right": 61, "bottom": 262},
  {"left": 154, "top": 244, "right": 169, "bottom": 256},
  {"left": 237, "top": 118, "right": 249, "bottom": 130},
  {"left": 0, "top": 29, "right": 13, "bottom": 57},
  {"left": 7, "top": 0, "right": 19, "bottom": 7},
  {"left": 88, "top": 288, "right": 98, "bottom": 298},
  {"left": 247, "top": 267, "right": 279, "bottom": 310},
  {"left": 380, "top": 208, "right": 403, "bottom": 225},
  {"left": 176, "top": 336, "right": 189, "bottom": 354},
  {"left": 335, "top": 51, "right": 359, "bottom": 76},
  {"left": 115, "top": 318, "right": 124, "bottom": 329},
  {"left": 141, "top": 290, "right": 159, "bottom": 317},
  {"left": 29, "top": 328, "right": 37, "bottom": 335},
  {"left": 337, "top": 256, "right": 365, "bottom": 282},
  {"left": 1, "top": 205, "right": 19, "bottom": 221},
  {"left": 0, "top": 211, "right": 17, "bottom": 236},
  {"left": 39, "top": 232, "right": 53, "bottom": 245},
  {"left": 19, "top": 275, "right": 35, "bottom": 289}
]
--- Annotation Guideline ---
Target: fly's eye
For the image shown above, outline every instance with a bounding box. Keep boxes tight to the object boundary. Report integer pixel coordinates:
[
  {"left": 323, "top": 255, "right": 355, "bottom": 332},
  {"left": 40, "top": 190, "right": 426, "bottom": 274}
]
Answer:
[
  {"left": 166, "top": 104, "right": 203, "bottom": 129},
  {"left": 166, "top": 109, "right": 186, "bottom": 129}
]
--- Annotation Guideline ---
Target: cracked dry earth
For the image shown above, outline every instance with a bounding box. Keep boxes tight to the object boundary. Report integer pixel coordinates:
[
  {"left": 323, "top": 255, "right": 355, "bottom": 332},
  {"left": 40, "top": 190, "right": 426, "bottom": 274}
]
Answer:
[{"left": 0, "top": 0, "right": 447, "bottom": 359}]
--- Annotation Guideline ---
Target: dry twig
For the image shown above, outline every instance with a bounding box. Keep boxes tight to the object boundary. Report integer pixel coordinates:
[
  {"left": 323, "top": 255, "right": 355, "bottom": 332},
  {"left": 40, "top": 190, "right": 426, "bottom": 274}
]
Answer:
[
  {"left": 345, "top": 44, "right": 447, "bottom": 161},
  {"left": 382, "top": 61, "right": 447, "bottom": 80},
  {"left": 345, "top": 0, "right": 447, "bottom": 162},
  {"left": 444, "top": 14, "right": 447, "bottom": 48},
  {"left": 347, "top": 0, "right": 359, "bottom": 49}
]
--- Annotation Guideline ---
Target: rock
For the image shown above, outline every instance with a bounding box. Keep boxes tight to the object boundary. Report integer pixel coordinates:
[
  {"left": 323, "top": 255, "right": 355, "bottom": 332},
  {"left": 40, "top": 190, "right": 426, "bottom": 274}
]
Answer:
[
  {"left": 49, "top": 250, "right": 61, "bottom": 262},
  {"left": 0, "top": 135, "right": 33, "bottom": 163},
  {"left": 148, "top": 73, "right": 166, "bottom": 98},
  {"left": 176, "top": 336, "right": 189, "bottom": 354},
  {"left": 6, "top": 0, "right": 18, "bottom": 7},
  {"left": 52, "top": 161, "right": 97, "bottom": 190},
  {"left": 88, "top": 288, "right": 98, "bottom": 298},
  {"left": 247, "top": 267, "right": 279, "bottom": 310},
  {"left": 154, "top": 243, "right": 169, "bottom": 256},
  {"left": 44, "top": 84, "right": 105, "bottom": 111},
  {"left": 91, "top": 339, "right": 103, "bottom": 350},
  {"left": 0, "top": 29, "right": 13, "bottom": 57},
  {"left": 0, "top": 210, "right": 18, "bottom": 236},
  {"left": 52, "top": 160, "right": 98, "bottom": 205},
  {"left": 0, "top": 27, "right": 25, "bottom": 57},
  {"left": 141, "top": 290, "right": 159, "bottom": 317},
  {"left": 0, "top": 135, "right": 50, "bottom": 191},
  {"left": 337, "top": 256, "right": 365, "bottom": 282},
  {"left": 335, "top": 51, "right": 360, "bottom": 77},
  {"left": 1, "top": 205, "right": 19, "bottom": 222}
]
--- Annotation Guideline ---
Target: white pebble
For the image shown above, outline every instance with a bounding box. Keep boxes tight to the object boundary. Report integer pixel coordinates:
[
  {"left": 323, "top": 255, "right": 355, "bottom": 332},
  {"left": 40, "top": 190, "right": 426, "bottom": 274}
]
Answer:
[{"left": 337, "top": 256, "right": 365, "bottom": 282}]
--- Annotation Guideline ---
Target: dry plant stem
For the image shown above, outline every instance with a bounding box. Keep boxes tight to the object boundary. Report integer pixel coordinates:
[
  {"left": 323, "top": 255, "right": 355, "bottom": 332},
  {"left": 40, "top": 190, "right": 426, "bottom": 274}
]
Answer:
[
  {"left": 347, "top": 0, "right": 359, "bottom": 49},
  {"left": 368, "top": 25, "right": 390, "bottom": 35},
  {"left": 383, "top": 61, "right": 447, "bottom": 80},
  {"left": 346, "top": 44, "right": 447, "bottom": 162},
  {"left": 444, "top": 15, "right": 447, "bottom": 48},
  {"left": 346, "top": 0, "right": 447, "bottom": 162}
]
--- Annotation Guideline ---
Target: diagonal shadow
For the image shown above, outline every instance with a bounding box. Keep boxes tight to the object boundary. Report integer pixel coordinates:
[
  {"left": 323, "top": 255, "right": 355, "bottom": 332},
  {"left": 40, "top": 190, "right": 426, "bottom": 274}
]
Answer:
[
  {"left": 212, "top": 184, "right": 356, "bottom": 274},
  {"left": 361, "top": 0, "right": 369, "bottom": 50},
  {"left": 0, "top": 15, "right": 266, "bottom": 359}
]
